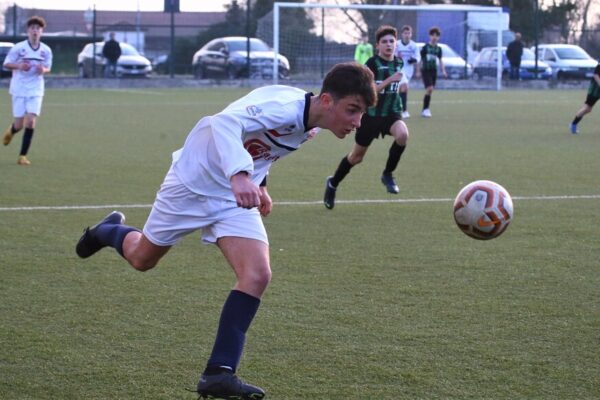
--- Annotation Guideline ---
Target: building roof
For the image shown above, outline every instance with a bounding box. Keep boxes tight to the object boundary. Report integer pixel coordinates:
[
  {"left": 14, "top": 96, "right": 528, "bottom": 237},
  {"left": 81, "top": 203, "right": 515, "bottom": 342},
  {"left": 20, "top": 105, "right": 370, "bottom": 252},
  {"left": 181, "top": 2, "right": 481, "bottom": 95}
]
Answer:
[{"left": 4, "top": 7, "right": 226, "bottom": 37}]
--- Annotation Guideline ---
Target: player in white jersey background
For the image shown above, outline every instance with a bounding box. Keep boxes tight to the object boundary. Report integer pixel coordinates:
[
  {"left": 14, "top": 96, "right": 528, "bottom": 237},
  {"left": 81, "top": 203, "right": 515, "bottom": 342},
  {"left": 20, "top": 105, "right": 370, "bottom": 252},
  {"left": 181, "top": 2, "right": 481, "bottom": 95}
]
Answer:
[
  {"left": 75, "top": 62, "right": 377, "bottom": 400},
  {"left": 395, "top": 25, "right": 420, "bottom": 119},
  {"left": 2, "top": 16, "right": 52, "bottom": 165}
]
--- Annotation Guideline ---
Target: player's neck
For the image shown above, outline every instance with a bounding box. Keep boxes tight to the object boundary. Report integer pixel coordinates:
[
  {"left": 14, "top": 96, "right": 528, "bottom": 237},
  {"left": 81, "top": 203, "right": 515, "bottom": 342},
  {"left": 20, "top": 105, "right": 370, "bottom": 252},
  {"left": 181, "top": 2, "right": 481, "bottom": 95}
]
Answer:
[
  {"left": 377, "top": 53, "right": 394, "bottom": 62},
  {"left": 28, "top": 38, "right": 40, "bottom": 48}
]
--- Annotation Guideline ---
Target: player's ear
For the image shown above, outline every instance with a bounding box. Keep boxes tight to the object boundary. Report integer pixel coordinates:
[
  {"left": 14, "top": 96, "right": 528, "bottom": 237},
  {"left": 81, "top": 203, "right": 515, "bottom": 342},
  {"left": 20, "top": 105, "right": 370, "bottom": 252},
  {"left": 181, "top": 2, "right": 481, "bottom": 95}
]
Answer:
[{"left": 319, "top": 92, "right": 334, "bottom": 109}]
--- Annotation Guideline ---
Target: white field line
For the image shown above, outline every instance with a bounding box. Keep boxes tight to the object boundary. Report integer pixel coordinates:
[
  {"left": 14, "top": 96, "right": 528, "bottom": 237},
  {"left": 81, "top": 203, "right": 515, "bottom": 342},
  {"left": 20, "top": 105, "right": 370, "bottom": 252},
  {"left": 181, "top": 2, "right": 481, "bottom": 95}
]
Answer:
[{"left": 1, "top": 194, "right": 600, "bottom": 212}]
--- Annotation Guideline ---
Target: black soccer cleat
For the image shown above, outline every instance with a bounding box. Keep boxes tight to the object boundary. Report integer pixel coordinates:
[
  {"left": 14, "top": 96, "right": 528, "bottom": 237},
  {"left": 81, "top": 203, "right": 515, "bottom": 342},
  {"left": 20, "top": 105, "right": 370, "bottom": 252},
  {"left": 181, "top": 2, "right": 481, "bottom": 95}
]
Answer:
[
  {"left": 324, "top": 176, "right": 337, "bottom": 210},
  {"left": 75, "top": 211, "right": 126, "bottom": 258},
  {"left": 197, "top": 372, "right": 265, "bottom": 400},
  {"left": 381, "top": 173, "right": 400, "bottom": 194}
]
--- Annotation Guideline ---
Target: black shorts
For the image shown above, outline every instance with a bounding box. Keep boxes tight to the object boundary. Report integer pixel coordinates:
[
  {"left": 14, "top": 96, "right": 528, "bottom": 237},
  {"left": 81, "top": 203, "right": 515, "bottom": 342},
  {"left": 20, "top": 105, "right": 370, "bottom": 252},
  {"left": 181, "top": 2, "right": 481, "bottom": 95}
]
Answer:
[
  {"left": 355, "top": 114, "right": 402, "bottom": 147},
  {"left": 422, "top": 69, "right": 437, "bottom": 88},
  {"left": 585, "top": 94, "right": 599, "bottom": 107}
]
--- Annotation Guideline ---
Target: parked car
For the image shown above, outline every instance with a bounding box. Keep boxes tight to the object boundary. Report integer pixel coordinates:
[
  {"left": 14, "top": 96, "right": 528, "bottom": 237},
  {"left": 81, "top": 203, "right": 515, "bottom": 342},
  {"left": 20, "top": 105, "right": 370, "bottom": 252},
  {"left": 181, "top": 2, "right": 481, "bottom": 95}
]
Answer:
[
  {"left": 416, "top": 42, "right": 472, "bottom": 79},
  {"left": 473, "top": 47, "right": 552, "bottom": 80},
  {"left": 531, "top": 44, "right": 597, "bottom": 80},
  {"left": 77, "top": 42, "right": 152, "bottom": 78},
  {"left": 192, "top": 37, "right": 290, "bottom": 79},
  {"left": 0, "top": 42, "right": 14, "bottom": 78}
]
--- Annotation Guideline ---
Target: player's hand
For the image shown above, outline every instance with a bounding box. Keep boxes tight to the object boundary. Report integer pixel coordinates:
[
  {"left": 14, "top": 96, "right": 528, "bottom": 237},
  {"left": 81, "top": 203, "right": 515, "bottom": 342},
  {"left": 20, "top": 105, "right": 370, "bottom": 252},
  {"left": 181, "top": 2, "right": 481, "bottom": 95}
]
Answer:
[
  {"left": 442, "top": 70, "right": 448, "bottom": 79},
  {"left": 230, "top": 172, "right": 261, "bottom": 209},
  {"left": 389, "top": 71, "right": 403, "bottom": 82},
  {"left": 20, "top": 62, "right": 31, "bottom": 71},
  {"left": 35, "top": 64, "right": 45, "bottom": 74},
  {"left": 258, "top": 187, "right": 272, "bottom": 217}
]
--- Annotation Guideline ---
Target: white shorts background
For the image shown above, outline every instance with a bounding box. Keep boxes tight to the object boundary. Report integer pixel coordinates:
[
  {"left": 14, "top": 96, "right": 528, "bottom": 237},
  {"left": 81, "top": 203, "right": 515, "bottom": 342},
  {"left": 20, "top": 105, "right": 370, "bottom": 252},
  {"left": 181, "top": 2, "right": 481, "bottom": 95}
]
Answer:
[
  {"left": 401, "top": 65, "right": 415, "bottom": 85},
  {"left": 143, "top": 167, "right": 268, "bottom": 246},
  {"left": 12, "top": 96, "right": 43, "bottom": 117}
]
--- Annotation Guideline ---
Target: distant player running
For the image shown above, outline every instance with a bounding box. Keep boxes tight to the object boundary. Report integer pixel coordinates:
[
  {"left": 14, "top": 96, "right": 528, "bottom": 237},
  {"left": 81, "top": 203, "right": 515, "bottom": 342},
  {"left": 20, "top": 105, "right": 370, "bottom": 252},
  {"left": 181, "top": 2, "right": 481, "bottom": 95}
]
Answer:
[
  {"left": 419, "top": 26, "right": 446, "bottom": 118},
  {"left": 570, "top": 60, "right": 600, "bottom": 134},
  {"left": 2, "top": 16, "right": 52, "bottom": 165},
  {"left": 324, "top": 25, "right": 410, "bottom": 209},
  {"left": 75, "top": 63, "right": 376, "bottom": 400},
  {"left": 395, "top": 25, "right": 420, "bottom": 119}
]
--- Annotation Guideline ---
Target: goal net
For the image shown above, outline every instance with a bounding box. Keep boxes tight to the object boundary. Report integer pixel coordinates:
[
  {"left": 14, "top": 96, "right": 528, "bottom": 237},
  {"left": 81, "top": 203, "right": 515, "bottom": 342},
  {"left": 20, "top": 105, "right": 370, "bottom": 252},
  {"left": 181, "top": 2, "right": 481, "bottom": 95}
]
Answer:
[{"left": 256, "top": 2, "right": 510, "bottom": 90}]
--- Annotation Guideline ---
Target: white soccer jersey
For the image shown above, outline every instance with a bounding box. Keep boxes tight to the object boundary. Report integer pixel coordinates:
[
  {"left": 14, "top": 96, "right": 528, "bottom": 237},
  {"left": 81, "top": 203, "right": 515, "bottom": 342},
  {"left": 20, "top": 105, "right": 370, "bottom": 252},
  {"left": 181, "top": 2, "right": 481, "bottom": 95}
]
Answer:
[
  {"left": 3, "top": 40, "right": 52, "bottom": 97},
  {"left": 395, "top": 39, "right": 420, "bottom": 80},
  {"left": 172, "top": 85, "right": 316, "bottom": 201}
]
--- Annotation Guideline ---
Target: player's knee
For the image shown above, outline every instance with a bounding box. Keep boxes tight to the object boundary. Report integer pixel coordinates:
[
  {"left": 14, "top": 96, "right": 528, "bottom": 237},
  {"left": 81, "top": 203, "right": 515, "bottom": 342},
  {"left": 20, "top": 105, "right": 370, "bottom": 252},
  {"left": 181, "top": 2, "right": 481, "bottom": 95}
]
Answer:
[
  {"left": 244, "top": 264, "right": 272, "bottom": 292},
  {"left": 129, "top": 256, "right": 159, "bottom": 272},
  {"left": 348, "top": 153, "right": 364, "bottom": 165}
]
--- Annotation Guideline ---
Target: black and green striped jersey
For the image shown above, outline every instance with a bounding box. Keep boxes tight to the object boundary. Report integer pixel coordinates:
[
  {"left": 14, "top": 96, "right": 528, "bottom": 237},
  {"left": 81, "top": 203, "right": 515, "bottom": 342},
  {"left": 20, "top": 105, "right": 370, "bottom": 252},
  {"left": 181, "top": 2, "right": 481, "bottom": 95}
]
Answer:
[
  {"left": 420, "top": 43, "right": 442, "bottom": 71},
  {"left": 365, "top": 55, "right": 404, "bottom": 117},
  {"left": 587, "top": 64, "right": 600, "bottom": 98}
]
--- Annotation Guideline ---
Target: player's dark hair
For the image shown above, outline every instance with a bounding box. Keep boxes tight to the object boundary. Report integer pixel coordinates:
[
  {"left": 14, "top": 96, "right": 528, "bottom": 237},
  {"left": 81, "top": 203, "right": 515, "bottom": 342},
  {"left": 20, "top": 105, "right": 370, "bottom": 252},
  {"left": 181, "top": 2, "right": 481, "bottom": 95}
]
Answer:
[
  {"left": 401, "top": 25, "right": 412, "bottom": 33},
  {"left": 375, "top": 25, "right": 397, "bottom": 42},
  {"left": 429, "top": 26, "right": 441, "bottom": 36},
  {"left": 27, "top": 16, "right": 46, "bottom": 28},
  {"left": 320, "top": 62, "right": 377, "bottom": 108}
]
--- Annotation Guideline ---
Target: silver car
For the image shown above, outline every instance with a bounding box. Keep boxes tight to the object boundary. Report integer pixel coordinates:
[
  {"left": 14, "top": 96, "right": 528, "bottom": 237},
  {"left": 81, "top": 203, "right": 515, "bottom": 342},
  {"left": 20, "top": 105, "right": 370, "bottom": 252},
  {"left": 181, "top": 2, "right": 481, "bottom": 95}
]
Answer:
[
  {"left": 532, "top": 44, "right": 597, "bottom": 80},
  {"left": 77, "top": 42, "right": 152, "bottom": 78}
]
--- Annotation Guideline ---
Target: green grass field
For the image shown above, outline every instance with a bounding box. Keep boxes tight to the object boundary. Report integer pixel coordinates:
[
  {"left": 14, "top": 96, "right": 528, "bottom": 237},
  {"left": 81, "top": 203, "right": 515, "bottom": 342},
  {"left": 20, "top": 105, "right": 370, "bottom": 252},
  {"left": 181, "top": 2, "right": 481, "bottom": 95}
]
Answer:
[{"left": 1, "top": 87, "right": 599, "bottom": 399}]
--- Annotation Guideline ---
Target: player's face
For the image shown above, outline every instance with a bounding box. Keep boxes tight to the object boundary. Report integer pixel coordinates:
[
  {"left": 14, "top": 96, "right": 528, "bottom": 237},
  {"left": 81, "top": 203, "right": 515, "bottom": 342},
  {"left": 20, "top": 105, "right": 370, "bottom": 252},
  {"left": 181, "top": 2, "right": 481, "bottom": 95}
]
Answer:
[
  {"left": 327, "top": 95, "right": 366, "bottom": 138},
  {"left": 401, "top": 29, "right": 412, "bottom": 43},
  {"left": 430, "top": 33, "right": 440, "bottom": 45},
  {"left": 27, "top": 24, "right": 43, "bottom": 43},
  {"left": 376, "top": 34, "right": 397, "bottom": 60}
]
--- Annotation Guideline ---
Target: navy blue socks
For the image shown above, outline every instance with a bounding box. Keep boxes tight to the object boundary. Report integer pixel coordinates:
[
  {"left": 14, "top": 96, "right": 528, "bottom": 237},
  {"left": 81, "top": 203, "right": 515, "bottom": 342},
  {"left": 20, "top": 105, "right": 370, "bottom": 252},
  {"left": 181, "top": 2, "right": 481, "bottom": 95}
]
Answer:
[
  {"left": 19, "top": 128, "right": 33, "bottom": 156},
  {"left": 94, "top": 223, "right": 140, "bottom": 257},
  {"left": 205, "top": 290, "right": 261, "bottom": 374}
]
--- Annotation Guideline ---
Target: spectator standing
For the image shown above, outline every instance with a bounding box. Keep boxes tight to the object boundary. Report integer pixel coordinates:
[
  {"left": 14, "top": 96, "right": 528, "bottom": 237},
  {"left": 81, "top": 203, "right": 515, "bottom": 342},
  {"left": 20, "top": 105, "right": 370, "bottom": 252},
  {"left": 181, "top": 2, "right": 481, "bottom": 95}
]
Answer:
[
  {"left": 506, "top": 33, "right": 523, "bottom": 80},
  {"left": 102, "top": 32, "right": 121, "bottom": 78}
]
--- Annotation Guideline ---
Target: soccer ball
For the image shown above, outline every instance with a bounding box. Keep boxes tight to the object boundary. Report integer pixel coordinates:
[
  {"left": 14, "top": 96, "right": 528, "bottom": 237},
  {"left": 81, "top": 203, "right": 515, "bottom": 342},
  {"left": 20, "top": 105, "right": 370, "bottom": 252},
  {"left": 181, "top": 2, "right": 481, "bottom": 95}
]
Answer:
[{"left": 453, "top": 180, "right": 514, "bottom": 240}]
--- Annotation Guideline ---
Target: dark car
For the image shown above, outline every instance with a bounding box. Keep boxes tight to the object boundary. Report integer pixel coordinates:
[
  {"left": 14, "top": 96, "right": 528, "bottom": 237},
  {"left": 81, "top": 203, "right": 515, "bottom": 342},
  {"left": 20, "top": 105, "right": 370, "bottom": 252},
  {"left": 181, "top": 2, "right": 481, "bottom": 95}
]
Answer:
[
  {"left": 0, "top": 42, "right": 14, "bottom": 78},
  {"left": 473, "top": 47, "right": 552, "bottom": 80},
  {"left": 77, "top": 42, "right": 152, "bottom": 78},
  {"left": 192, "top": 37, "right": 290, "bottom": 79}
]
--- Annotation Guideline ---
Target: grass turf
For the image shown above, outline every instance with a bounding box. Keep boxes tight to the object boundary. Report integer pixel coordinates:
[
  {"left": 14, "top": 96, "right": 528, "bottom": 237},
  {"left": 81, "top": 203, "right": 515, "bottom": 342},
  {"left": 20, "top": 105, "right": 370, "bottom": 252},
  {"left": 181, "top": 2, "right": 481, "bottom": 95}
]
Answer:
[{"left": 1, "top": 88, "right": 599, "bottom": 399}]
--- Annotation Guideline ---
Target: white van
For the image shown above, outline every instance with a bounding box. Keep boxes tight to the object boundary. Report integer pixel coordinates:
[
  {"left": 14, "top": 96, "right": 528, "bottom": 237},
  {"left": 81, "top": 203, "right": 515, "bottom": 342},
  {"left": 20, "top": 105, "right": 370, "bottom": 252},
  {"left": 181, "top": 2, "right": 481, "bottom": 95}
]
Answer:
[{"left": 532, "top": 44, "right": 597, "bottom": 80}]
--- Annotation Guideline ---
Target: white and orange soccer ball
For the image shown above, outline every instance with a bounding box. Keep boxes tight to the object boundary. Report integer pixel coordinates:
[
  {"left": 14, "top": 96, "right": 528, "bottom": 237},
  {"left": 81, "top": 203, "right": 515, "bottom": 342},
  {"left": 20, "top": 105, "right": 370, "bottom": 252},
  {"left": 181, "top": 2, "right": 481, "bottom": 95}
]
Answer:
[{"left": 453, "top": 180, "right": 514, "bottom": 240}]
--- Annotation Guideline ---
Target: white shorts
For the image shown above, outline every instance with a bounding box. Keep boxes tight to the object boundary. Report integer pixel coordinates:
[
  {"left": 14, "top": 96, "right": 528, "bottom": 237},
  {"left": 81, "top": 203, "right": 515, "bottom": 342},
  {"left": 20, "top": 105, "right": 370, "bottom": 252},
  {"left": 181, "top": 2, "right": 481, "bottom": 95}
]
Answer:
[
  {"left": 400, "top": 65, "right": 415, "bottom": 86},
  {"left": 12, "top": 96, "right": 43, "bottom": 118},
  {"left": 143, "top": 167, "right": 268, "bottom": 247}
]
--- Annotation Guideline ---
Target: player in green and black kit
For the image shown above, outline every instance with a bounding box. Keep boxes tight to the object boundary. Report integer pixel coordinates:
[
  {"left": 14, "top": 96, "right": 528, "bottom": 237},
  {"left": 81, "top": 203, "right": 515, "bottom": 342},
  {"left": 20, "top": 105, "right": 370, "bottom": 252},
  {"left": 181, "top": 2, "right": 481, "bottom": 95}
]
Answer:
[
  {"left": 570, "top": 61, "right": 600, "bottom": 134},
  {"left": 324, "top": 25, "right": 410, "bottom": 209},
  {"left": 419, "top": 27, "right": 447, "bottom": 118}
]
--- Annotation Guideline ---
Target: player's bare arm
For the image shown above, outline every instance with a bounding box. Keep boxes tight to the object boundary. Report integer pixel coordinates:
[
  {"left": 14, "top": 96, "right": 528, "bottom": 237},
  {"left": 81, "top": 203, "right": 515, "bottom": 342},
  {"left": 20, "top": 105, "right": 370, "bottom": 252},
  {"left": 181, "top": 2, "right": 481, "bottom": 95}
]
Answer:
[
  {"left": 230, "top": 171, "right": 261, "bottom": 209},
  {"left": 440, "top": 59, "right": 448, "bottom": 78},
  {"left": 258, "top": 186, "right": 272, "bottom": 217}
]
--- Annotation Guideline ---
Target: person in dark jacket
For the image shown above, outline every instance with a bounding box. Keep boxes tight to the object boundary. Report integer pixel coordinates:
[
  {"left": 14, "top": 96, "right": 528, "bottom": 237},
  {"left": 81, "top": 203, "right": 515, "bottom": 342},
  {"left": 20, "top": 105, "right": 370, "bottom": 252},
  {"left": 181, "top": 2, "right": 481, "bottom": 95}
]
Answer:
[
  {"left": 102, "top": 32, "right": 121, "bottom": 78},
  {"left": 506, "top": 33, "right": 523, "bottom": 80}
]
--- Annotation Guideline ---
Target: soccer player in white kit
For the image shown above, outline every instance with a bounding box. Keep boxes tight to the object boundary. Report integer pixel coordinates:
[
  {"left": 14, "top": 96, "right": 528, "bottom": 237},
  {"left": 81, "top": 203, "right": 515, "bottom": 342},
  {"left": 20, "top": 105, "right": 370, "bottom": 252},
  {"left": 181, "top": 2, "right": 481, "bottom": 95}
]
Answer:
[
  {"left": 2, "top": 16, "right": 52, "bottom": 165},
  {"left": 75, "top": 62, "right": 377, "bottom": 399},
  {"left": 395, "top": 25, "right": 420, "bottom": 119}
]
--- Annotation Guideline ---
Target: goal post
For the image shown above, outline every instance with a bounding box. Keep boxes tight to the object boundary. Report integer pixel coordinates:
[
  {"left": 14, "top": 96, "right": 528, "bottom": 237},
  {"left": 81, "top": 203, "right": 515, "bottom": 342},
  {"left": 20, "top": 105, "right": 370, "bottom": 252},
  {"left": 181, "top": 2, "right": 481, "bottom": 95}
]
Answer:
[{"left": 267, "top": 2, "right": 506, "bottom": 90}]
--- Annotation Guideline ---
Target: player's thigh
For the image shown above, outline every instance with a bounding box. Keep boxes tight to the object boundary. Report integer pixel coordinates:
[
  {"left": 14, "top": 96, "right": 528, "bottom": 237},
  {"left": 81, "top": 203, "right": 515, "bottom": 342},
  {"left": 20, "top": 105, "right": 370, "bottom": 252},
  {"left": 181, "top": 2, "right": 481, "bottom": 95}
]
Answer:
[
  {"left": 354, "top": 115, "right": 382, "bottom": 148},
  {"left": 585, "top": 94, "right": 599, "bottom": 108},
  {"left": 390, "top": 119, "right": 409, "bottom": 144},
  {"left": 25, "top": 97, "right": 43, "bottom": 116},
  {"left": 11, "top": 96, "right": 26, "bottom": 118},
  {"left": 124, "top": 232, "right": 171, "bottom": 270},
  {"left": 217, "top": 236, "right": 271, "bottom": 298}
]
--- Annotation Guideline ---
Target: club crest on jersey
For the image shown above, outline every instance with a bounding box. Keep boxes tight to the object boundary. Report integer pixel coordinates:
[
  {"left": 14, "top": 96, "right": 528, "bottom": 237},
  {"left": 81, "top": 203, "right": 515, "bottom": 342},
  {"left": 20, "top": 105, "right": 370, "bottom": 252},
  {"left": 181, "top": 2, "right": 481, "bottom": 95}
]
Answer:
[
  {"left": 244, "top": 139, "right": 280, "bottom": 162},
  {"left": 246, "top": 105, "right": 263, "bottom": 117}
]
